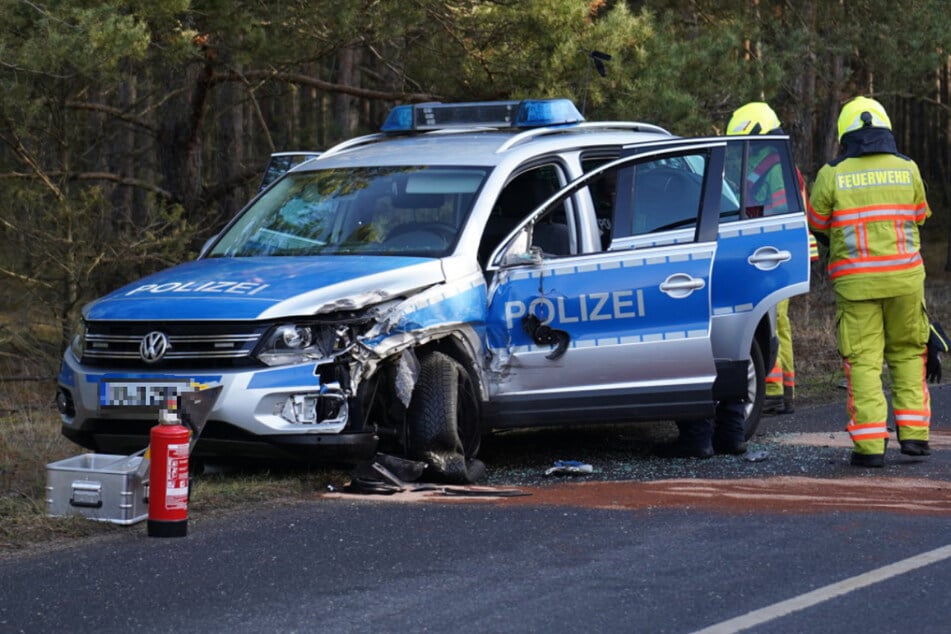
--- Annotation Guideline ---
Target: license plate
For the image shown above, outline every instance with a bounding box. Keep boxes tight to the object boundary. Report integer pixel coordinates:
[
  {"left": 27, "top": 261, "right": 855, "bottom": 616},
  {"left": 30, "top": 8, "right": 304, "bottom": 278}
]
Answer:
[{"left": 100, "top": 380, "right": 195, "bottom": 408}]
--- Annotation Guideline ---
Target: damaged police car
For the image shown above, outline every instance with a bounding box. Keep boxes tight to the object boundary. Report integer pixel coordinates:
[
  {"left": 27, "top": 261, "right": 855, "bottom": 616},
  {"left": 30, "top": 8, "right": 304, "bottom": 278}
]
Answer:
[{"left": 56, "top": 99, "right": 810, "bottom": 482}]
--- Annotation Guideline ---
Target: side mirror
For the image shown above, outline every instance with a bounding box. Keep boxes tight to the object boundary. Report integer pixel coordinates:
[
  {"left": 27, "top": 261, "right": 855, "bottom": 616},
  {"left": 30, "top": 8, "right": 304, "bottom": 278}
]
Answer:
[{"left": 501, "top": 228, "right": 544, "bottom": 266}]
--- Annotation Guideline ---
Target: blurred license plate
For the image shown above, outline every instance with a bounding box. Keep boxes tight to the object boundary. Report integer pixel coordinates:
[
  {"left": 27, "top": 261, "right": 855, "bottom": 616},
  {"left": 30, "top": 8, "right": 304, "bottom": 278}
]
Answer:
[{"left": 100, "top": 380, "right": 192, "bottom": 408}]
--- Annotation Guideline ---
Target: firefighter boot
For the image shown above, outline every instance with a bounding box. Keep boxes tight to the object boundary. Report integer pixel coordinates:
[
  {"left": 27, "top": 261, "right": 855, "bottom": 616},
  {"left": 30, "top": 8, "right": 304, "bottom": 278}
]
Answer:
[
  {"left": 850, "top": 452, "right": 885, "bottom": 468},
  {"left": 899, "top": 440, "right": 931, "bottom": 456},
  {"left": 851, "top": 439, "right": 887, "bottom": 468}
]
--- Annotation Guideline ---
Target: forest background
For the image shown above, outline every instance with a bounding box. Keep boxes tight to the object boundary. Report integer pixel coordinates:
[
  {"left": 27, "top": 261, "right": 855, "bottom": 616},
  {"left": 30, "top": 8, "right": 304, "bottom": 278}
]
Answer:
[
  {"left": 1, "top": 0, "right": 951, "bottom": 383},
  {"left": 4, "top": 1, "right": 951, "bottom": 547}
]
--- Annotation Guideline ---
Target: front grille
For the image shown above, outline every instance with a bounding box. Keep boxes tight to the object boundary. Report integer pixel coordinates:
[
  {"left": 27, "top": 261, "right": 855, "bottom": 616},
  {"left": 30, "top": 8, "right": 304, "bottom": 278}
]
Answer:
[{"left": 82, "top": 321, "right": 269, "bottom": 369}]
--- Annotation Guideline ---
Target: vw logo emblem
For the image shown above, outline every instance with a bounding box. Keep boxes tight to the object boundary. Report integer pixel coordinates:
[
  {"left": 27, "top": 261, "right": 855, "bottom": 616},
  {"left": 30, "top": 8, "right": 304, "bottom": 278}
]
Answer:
[{"left": 140, "top": 331, "right": 170, "bottom": 363}]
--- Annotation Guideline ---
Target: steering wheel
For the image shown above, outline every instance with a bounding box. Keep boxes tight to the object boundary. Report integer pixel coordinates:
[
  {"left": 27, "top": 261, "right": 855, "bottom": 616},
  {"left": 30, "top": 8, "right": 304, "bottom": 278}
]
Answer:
[
  {"left": 648, "top": 167, "right": 698, "bottom": 194},
  {"left": 384, "top": 222, "right": 457, "bottom": 249}
]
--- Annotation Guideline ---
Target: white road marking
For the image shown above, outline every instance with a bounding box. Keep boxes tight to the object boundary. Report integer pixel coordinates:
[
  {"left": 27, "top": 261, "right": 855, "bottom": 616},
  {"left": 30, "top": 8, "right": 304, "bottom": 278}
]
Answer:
[{"left": 693, "top": 543, "right": 951, "bottom": 634}]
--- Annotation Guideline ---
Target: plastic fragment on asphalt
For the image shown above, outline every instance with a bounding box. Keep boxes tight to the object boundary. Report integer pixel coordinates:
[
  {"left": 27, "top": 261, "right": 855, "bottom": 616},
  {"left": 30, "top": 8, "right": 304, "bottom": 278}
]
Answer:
[
  {"left": 437, "top": 487, "right": 530, "bottom": 497},
  {"left": 544, "top": 460, "right": 594, "bottom": 476},
  {"left": 744, "top": 450, "right": 769, "bottom": 462}
]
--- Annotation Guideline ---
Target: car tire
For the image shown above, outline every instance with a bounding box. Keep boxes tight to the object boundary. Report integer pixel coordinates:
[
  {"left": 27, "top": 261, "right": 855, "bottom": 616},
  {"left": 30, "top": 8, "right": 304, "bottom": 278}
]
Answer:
[
  {"left": 743, "top": 339, "right": 766, "bottom": 440},
  {"left": 406, "top": 351, "right": 482, "bottom": 483}
]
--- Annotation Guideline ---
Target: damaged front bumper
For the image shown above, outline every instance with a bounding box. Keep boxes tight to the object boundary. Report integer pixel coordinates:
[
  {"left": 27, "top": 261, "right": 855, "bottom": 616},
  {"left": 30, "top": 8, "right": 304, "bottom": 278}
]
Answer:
[{"left": 57, "top": 352, "right": 377, "bottom": 462}]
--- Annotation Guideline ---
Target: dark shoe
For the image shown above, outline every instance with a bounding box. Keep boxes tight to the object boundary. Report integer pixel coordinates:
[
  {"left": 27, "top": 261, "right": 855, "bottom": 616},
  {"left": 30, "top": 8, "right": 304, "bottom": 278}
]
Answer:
[
  {"left": 899, "top": 440, "right": 931, "bottom": 456},
  {"left": 850, "top": 452, "right": 885, "bottom": 468},
  {"left": 764, "top": 397, "right": 794, "bottom": 416},
  {"left": 654, "top": 441, "right": 714, "bottom": 459},
  {"left": 713, "top": 439, "right": 748, "bottom": 455}
]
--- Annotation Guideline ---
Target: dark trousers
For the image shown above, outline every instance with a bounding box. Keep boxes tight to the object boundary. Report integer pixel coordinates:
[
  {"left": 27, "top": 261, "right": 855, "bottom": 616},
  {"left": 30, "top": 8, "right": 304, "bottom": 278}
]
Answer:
[{"left": 675, "top": 399, "right": 747, "bottom": 449}]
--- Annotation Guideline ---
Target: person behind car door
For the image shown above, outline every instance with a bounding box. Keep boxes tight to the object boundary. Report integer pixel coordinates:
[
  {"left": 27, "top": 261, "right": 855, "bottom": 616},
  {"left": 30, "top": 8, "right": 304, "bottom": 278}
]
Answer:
[
  {"left": 725, "top": 101, "right": 817, "bottom": 416},
  {"left": 655, "top": 101, "right": 798, "bottom": 459},
  {"left": 809, "top": 96, "right": 932, "bottom": 468}
]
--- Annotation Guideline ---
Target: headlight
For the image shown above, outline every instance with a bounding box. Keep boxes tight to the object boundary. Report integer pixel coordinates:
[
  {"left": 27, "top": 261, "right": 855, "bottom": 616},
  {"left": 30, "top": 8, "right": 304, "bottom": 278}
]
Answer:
[
  {"left": 277, "top": 324, "right": 313, "bottom": 349},
  {"left": 255, "top": 324, "right": 321, "bottom": 366}
]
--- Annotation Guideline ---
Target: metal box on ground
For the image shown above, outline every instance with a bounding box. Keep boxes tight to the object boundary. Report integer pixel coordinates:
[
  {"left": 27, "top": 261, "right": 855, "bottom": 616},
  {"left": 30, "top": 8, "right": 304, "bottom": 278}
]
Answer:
[{"left": 46, "top": 453, "right": 149, "bottom": 525}]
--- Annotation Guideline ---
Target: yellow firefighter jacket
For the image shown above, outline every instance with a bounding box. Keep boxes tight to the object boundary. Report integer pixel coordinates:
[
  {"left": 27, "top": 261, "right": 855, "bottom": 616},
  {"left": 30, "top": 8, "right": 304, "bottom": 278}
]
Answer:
[{"left": 809, "top": 148, "right": 929, "bottom": 300}]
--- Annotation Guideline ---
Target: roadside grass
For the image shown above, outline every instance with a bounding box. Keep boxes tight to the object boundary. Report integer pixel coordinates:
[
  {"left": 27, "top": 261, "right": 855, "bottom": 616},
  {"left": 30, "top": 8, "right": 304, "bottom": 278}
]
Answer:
[
  {"left": 0, "top": 382, "right": 118, "bottom": 552},
  {"left": 0, "top": 389, "right": 352, "bottom": 555},
  {"left": 2, "top": 242, "right": 949, "bottom": 555}
]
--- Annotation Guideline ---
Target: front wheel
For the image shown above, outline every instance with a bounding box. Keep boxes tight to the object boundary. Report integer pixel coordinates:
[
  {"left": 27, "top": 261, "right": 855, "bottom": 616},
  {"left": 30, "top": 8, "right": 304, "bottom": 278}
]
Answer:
[
  {"left": 742, "top": 339, "right": 767, "bottom": 440},
  {"left": 406, "top": 351, "right": 482, "bottom": 483}
]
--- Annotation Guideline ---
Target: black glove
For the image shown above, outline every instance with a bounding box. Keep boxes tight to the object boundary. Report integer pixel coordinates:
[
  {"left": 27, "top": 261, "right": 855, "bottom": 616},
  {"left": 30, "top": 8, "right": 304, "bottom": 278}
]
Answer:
[
  {"left": 927, "top": 346, "right": 942, "bottom": 383},
  {"left": 926, "top": 322, "right": 949, "bottom": 383}
]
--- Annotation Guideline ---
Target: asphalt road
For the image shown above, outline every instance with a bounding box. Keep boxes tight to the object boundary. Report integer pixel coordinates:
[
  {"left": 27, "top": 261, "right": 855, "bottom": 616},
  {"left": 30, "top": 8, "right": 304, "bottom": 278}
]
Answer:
[{"left": 3, "top": 386, "right": 951, "bottom": 633}]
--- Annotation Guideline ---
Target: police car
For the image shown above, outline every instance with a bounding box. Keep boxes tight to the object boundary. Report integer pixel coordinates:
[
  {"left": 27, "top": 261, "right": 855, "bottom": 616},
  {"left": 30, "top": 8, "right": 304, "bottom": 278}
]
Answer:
[{"left": 56, "top": 99, "right": 811, "bottom": 482}]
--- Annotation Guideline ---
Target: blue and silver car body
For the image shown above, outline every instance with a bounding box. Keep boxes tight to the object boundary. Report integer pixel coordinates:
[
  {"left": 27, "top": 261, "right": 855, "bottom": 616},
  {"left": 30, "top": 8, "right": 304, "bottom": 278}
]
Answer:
[{"left": 56, "top": 99, "right": 810, "bottom": 478}]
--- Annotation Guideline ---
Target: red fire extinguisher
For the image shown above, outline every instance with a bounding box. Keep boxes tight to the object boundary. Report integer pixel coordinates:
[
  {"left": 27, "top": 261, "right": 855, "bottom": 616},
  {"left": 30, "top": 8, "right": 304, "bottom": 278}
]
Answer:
[{"left": 147, "top": 407, "right": 191, "bottom": 538}]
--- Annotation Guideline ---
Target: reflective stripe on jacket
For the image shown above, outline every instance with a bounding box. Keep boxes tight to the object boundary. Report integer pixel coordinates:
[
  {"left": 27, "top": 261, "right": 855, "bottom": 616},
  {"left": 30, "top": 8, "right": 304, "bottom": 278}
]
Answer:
[{"left": 808, "top": 152, "right": 929, "bottom": 300}]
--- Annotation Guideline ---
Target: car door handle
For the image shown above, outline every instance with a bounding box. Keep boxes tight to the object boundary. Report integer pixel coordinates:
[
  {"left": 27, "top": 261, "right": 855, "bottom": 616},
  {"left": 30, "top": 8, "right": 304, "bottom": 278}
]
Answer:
[
  {"left": 748, "top": 246, "right": 791, "bottom": 271},
  {"left": 660, "top": 273, "right": 706, "bottom": 299}
]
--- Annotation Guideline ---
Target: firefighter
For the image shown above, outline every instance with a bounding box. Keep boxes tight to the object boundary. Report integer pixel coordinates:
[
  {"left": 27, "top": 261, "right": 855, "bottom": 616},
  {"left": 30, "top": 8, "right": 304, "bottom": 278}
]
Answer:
[
  {"left": 727, "top": 102, "right": 817, "bottom": 416},
  {"left": 765, "top": 233, "right": 819, "bottom": 414},
  {"left": 656, "top": 101, "right": 802, "bottom": 459},
  {"left": 809, "top": 96, "right": 932, "bottom": 468}
]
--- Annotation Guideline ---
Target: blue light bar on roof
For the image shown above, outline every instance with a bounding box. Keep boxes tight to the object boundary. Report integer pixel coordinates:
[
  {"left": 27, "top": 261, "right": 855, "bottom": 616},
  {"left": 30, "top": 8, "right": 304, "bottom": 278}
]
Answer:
[
  {"left": 380, "top": 99, "right": 584, "bottom": 133},
  {"left": 515, "top": 99, "right": 584, "bottom": 128}
]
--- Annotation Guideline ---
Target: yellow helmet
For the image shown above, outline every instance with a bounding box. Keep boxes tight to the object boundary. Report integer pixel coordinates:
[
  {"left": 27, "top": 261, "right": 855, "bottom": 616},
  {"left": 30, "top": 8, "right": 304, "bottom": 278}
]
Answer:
[
  {"left": 837, "top": 96, "right": 891, "bottom": 141},
  {"left": 726, "top": 102, "right": 782, "bottom": 136}
]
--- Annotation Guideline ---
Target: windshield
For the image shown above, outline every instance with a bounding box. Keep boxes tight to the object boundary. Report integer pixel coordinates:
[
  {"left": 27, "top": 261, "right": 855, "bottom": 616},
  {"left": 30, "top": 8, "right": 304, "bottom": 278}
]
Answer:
[{"left": 209, "top": 166, "right": 489, "bottom": 258}]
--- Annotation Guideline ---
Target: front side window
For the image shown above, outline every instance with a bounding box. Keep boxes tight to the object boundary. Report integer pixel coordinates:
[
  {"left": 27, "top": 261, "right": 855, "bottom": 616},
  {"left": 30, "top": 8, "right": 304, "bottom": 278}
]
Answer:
[
  {"left": 209, "top": 166, "right": 489, "bottom": 258},
  {"left": 618, "top": 153, "right": 708, "bottom": 238}
]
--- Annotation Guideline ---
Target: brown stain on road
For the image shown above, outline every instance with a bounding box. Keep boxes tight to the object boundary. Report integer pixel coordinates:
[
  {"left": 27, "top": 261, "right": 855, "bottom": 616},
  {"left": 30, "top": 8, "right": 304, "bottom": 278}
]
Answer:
[
  {"left": 324, "top": 432, "right": 951, "bottom": 516},
  {"left": 485, "top": 476, "right": 951, "bottom": 515},
  {"left": 325, "top": 476, "right": 951, "bottom": 515}
]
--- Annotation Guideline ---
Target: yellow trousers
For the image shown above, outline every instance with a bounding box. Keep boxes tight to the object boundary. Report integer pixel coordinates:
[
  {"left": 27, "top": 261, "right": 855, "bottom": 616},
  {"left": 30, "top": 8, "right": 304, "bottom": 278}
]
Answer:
[
  {"left": 836, "top": 288, "right": 930, "bottom": 455},
  {"left": 767, "top": 299, "right": 794, "bottom": 399}
]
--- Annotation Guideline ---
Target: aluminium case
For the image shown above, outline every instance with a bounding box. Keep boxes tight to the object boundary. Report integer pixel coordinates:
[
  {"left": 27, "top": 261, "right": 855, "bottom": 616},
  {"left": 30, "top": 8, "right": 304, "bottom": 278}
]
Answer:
[{"left": 46, "top": 453, "right": 149, "bottom": 525}]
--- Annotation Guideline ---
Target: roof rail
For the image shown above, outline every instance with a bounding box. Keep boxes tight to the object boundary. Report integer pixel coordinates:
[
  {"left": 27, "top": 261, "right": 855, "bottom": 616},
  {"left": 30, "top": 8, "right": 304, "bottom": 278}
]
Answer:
[
  {"left": 575, "top": 121, "right": 672, "bottom": 136},
  {"left": 319, "top": 133, "right": 389, "bottom": 159},
  {"left": 318, "top": 116, "right": 673, "bottom": 159},
  {"left": 494, "top": 120, "right": 673, "bottom": 153}
]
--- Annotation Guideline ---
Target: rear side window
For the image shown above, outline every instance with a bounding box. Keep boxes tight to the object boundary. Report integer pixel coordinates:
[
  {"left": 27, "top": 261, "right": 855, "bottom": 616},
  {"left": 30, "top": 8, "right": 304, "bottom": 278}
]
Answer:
[
  {"left": 479, "top": 164, "right": 569, "bottom": 264},
  {"left": 581, "top": 156, "right": 619, "bottom": 250}
]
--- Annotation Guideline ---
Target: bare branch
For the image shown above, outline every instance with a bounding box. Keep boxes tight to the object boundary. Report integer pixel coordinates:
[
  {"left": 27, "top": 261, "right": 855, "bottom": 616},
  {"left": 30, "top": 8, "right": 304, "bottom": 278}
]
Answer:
[
  {"left": 0, "top": 170, "right": 174, "bottom": 200},
  {"left": 1, "top": 129, "right": 66, "bottom": 203},
  {"left": 0, "top": 266, "right": 56, "bottom": 290},
  {"left": 65, "top": 101, "right": 157, "bottom": 132},
  {"left": 212, "top": 69, "right": 441, "bottom": 102},
  {"left": 224, "top": 67, "right": 275, "bottom": 153},
  {"left": 0, "top": 58, "right": 75, "bottom": 80}
]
